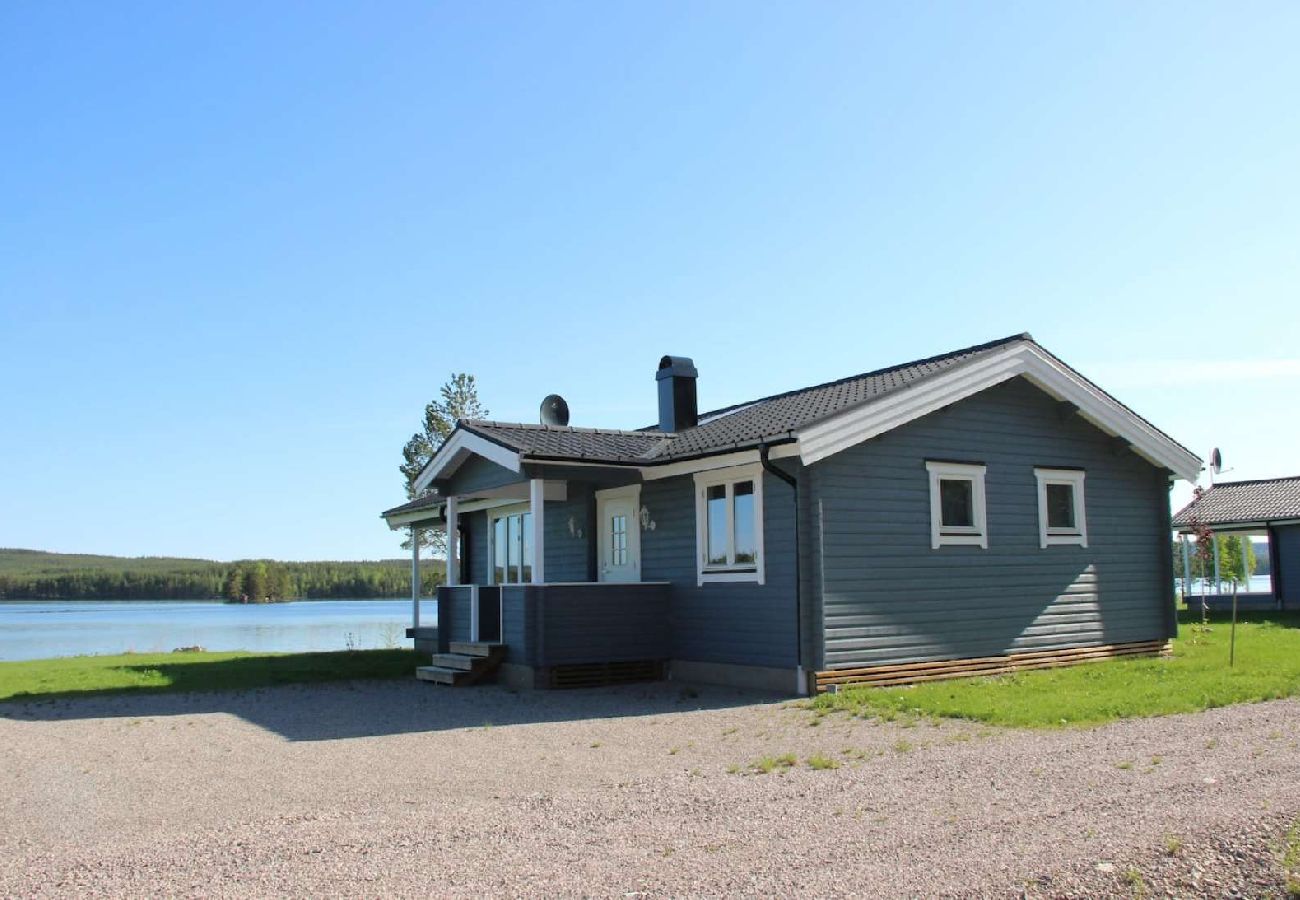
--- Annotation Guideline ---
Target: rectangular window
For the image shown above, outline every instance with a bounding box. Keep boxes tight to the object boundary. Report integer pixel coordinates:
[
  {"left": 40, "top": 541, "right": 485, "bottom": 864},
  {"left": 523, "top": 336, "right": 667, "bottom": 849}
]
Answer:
[
  {"left": 925, "top": 461, "right": 988, "bottom": 548},
  {"left": 1035, "top": 468, "right": 1087, "bottom": 548},
  {"left": 694, "top": 464, "right": 765, "bottom": 585},
  {"left": 493, "top": 517, "right": 507, "bottom": 584},
  {"left": 489, "top": 508, "right": 535, "bottom": 583}
]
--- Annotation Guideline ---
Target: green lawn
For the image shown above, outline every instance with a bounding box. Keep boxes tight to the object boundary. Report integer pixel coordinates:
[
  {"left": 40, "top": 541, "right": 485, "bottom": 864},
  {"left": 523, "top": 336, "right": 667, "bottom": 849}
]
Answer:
[
  {"left": 0, "top": 648, "right": 420, "bottom": 703},
  {"left": 812, "top": 611, "right": 1300, "bottom": 728}
]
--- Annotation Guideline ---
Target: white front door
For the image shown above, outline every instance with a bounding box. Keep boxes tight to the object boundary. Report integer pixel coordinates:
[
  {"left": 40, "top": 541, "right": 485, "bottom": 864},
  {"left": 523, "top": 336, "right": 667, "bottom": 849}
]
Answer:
[{"left": 596, "top": 486, "right": 641, "bottom": 583}]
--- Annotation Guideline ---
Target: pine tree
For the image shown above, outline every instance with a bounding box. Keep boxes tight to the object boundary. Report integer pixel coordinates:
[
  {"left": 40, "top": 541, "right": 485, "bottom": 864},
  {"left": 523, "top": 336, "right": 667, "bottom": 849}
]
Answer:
[{"left": 398, "top": 373, "right": 487, "bottom": 552}]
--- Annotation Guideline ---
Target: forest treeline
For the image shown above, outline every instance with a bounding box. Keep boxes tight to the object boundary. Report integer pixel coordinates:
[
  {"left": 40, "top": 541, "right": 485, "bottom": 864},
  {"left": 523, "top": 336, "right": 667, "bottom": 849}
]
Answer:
[{"left": 0, "top": 549, "right": 443, "bottom": 601}]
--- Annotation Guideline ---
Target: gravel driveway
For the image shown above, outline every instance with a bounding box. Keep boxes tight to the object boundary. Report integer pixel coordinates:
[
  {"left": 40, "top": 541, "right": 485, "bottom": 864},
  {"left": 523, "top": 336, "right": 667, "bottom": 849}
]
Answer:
[{"left": 2, "top": 679, "right": 1298, "bottom": 897}]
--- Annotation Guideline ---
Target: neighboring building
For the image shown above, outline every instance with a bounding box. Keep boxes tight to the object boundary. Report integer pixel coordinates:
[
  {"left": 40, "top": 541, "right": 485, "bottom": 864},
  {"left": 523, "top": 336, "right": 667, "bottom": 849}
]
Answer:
[
  {"left": 1173, "top": 476, "right": 1300, "bottom": 611},
  {"left": 382, "top": 333, "right": 1200, "bottom": 694}
]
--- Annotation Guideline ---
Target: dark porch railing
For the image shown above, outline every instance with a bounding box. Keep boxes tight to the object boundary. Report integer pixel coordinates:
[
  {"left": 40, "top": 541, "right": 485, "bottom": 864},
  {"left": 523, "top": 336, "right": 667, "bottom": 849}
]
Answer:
[{"left": 434, "top": 582, "right": 671, "bottom": 667}]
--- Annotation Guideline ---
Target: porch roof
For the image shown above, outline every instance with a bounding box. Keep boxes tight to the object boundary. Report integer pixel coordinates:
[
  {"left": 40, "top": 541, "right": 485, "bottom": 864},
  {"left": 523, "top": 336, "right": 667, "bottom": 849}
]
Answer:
[{"left": 1172, "top": 476, "right": 1300, "bottom": 529}]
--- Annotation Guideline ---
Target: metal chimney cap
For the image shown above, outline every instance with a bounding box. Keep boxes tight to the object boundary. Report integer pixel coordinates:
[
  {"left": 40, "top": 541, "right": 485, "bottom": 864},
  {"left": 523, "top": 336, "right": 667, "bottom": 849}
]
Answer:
[{"left": 656, "top": 355, "right": 698, "bottom": 380}]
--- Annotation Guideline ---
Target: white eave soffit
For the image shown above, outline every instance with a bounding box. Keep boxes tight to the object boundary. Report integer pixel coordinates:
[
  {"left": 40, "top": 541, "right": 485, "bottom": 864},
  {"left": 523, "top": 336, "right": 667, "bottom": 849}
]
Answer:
[
  {"left": 796, "top": 343, "right": 1202, "bottom": 482},
  {"left": 411, "top": 428, "right": 523, "bottom": 493}
]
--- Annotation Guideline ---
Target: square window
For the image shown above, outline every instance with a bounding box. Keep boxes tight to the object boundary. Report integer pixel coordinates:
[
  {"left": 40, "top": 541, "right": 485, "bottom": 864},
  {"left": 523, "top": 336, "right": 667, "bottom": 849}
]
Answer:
[
  {"left": 926, "top": 461, "right": 987, "bottom": 549},
  {"left": 1035, "top": 468, "right": 1087, "bottom": 548}
]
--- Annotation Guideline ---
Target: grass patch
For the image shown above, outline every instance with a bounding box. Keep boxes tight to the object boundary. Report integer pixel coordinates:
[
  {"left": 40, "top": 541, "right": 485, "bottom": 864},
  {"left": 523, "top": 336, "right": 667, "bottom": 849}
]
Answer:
[
  {"left": 1282, "top": 820, "right": 1300, "bottom": 898},
  {"left": 749, "top": 753, "right": 798, "bottom": 774},
  {"left": 811, "top": 611, "right": 1300, "bottom": 729},
  {"left": 0, "top": 649, "right": 420, "bottom": 702},
  {"left": 806, "top": 754, "right": 840, "bottom": 770}
]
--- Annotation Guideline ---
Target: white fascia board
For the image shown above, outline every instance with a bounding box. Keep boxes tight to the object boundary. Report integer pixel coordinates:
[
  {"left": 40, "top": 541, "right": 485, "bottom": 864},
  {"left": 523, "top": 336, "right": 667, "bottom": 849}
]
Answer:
[
  {"left": 382, "top": 507, "right": 444, "bottom": 530},
  {"left": 798, "top": 349, "right": 1025, "bottom": 466},
  {"left": 798, "top": 344, "right": 1202, "bottom": 482},
  {"left": 1017, "top": 347, "right": 1201, "bottom": 482},
  {"left": 411, "top": 429, "right": 523, "bottom": 493},
  {"left": 640, "top": 444, "right": 799, "bottom": 481}
]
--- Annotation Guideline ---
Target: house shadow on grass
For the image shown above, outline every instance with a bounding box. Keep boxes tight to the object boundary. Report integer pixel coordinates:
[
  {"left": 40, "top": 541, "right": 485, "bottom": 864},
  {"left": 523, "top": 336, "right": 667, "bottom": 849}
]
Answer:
[{"left": 0, "top": 652, "right": 783, "bottom": 743}]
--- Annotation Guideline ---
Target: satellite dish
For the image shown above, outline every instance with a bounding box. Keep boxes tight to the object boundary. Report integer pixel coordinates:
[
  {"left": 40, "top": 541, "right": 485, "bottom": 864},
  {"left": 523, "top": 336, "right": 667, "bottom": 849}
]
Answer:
[
  {"left": 540, "top": 394, "right": 570, "bottom": 427},
  {"left": 1210, "top": 447, "right": 1223, "bottom": 474}
]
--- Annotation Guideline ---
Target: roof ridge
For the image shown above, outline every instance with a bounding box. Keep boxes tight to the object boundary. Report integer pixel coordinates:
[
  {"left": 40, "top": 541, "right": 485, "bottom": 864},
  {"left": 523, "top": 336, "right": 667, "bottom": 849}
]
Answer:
[
  {"left": 675, "top": 332, "right": 1034, "bottom": 428},
  {"left": 462, "top": 419, "right": 666, "bottom": 438}
]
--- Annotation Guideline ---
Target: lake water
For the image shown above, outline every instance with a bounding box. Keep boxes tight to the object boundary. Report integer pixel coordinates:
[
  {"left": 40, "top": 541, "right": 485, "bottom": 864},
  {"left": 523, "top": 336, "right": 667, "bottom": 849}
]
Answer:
[
  {"left": 1183, "top": 574, "right": 1273, "bottom": 594},
  {"left": 0, "top": 599, "right": 429, "bottom": 662}
]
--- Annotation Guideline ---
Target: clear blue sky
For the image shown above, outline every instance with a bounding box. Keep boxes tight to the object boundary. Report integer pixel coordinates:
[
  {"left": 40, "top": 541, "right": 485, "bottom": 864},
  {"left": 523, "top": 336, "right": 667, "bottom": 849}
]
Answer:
[{"left": 2, "top": 2, "right": 1298, "bottom": 561}]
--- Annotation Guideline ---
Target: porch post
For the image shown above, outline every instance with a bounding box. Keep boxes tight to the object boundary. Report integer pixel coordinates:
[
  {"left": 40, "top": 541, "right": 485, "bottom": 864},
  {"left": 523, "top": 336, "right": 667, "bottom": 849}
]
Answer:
[
  {"left": 1181, "top": 533, "right": 1191, "bottom": 604},
  {"left": 445, "top": 495, "right": 459, "bottom": 587},
  {"left": 1212, "top": 532, "right": 1221, "bottom": 595},
  {"left": 530, "top": 478, "right": 546, "bottom": 584},
  {"left": 410, "top": 525, "right": 420, "bottom": 629}
]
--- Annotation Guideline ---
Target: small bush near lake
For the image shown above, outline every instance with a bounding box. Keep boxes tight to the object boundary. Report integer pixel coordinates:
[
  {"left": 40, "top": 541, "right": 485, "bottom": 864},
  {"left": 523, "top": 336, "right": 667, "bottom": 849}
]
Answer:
[
  {"left": 812, "top": 612, "right": 1300, "bottom": 729},
  {"left": 0, "top": 649, "right": 420, "bottom": 702}
]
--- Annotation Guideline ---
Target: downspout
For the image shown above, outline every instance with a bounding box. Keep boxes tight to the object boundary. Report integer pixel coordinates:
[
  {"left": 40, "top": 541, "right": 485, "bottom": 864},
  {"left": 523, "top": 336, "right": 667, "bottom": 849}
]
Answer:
[{"left": 760, "top": 443, "right": 805, "bottom": 696}]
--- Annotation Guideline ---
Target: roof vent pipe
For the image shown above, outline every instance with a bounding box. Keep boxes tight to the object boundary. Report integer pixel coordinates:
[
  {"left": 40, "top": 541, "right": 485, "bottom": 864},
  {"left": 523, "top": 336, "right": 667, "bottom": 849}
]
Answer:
[{"left": 656, "top": 355, "right": 698, "bottom": 432}]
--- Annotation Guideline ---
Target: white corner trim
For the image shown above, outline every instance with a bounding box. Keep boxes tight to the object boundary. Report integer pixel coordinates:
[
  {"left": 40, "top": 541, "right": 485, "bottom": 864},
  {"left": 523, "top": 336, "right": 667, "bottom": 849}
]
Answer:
[
  {"left": 1034, "top": 467, "right": 1088, "bottom": 548},
  {"left": 925, "top": 460, "right": 988, "bottom": 549},
  {"left": 412, "top": 428, "right": 523, "bottom": 493},
  {"left": 693, "top": 462, "right": 766, "bottom": 586},
  {"left": 797, "top": 343, "right": 1201, "bottom": 482}
]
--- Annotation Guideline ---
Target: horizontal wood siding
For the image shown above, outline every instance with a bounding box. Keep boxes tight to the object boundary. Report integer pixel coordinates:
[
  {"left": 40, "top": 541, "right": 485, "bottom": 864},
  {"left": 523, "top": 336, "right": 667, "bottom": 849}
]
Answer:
[
  {"left": 641, "top": 469, "right": 798, "bottom": 669},
  {"left": 544, "top": 483, "right": 594, "bottom": 583},
  {"left": 466, "top": 510, "right": 489, "bottom": 584},
  {"left": 500, "top": 585, "right": 535, "bottom": 665},
  {"left": 435, "top": 585, "right": 475, "bottom": 651},
  {"left": 445, "top": 455, "right": 522, "bottom": 496},
  {"left": 814, "top": 376, "right": 1170, "bottom": 669}
]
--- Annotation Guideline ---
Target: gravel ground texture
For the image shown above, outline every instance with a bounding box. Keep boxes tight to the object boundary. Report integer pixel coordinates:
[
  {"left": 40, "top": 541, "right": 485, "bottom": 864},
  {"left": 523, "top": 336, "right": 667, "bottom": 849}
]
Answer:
[{"left": 2, "top": 679, "right": 1298, "bottom": 898}]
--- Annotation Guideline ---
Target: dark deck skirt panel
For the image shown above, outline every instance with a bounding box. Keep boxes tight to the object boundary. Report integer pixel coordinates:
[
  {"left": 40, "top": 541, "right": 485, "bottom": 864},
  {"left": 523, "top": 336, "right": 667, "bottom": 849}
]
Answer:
[
  {"left": 500, "top": 582, "right": 671, "bottom": 669},
  {"left": 815, "top": 639, "right": 1171, "bottom": 691}
]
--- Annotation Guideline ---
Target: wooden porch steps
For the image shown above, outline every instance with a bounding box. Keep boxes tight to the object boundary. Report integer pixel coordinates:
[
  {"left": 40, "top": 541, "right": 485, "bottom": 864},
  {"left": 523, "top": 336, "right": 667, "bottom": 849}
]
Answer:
[{"left": 416, "top": 642, "right": 504, "bottom": 686}]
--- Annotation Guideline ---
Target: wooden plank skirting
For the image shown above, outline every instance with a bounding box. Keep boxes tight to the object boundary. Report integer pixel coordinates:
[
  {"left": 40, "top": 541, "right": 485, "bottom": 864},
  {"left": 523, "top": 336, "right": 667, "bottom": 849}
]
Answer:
[{"left": 815, "top": 639, "right": 1172, "bottom": 692}]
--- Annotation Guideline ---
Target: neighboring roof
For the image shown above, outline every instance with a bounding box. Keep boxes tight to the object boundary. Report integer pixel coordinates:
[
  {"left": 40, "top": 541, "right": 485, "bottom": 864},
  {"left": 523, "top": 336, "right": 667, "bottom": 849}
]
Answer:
[
  {"left": 1172, "top": 476, "right": 1300, "bottom": 528},
  {"left": 460, "top": 333, "right": 1032, "bottom": 465}
]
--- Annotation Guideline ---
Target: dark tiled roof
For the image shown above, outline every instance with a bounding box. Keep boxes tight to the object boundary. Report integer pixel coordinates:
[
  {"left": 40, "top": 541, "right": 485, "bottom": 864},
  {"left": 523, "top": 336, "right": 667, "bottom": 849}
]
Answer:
[
  {"left": 1172, "top": 476, "right": 1300, "bottom": 527},
  {"left": 463, "top": 333, "right": 1032, "bottom": 465},
  {"left": 462, "top": 421, "right": 671, "bottom": 463},
  {"left": 381, "top": 493, "right": 442, "bottom": 517}
]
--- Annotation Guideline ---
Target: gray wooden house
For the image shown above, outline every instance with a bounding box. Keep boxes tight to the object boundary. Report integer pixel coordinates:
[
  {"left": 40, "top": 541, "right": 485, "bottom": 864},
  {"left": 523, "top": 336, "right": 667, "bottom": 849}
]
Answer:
[
  {"left": 1173, "top": 476, "right": 1300, "bottom": 611},
  {"left": 382, "top": 333, "right": 1200, "bottom": 694}
]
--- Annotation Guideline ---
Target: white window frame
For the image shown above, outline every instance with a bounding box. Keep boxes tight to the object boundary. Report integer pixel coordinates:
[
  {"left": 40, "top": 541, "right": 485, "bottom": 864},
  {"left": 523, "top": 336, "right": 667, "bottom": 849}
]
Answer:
[
  {"left": 926, "top": 461, "right": 988, "bottom": 549},
  {"left": 693, "top": 463, "right": 765, "bottom": 586},
  {"left": 486, "top": 502, "right": 534, "bottom": 585},
  {"left": 1034, "top": 468, "right": 1088, "bottom": 548}
]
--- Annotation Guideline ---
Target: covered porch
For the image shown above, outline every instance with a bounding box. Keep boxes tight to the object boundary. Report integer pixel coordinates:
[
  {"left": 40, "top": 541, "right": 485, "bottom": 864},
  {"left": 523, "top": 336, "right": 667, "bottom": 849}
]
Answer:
[{"left": 383, "top": 456, "right": 674, "bottom": 687}]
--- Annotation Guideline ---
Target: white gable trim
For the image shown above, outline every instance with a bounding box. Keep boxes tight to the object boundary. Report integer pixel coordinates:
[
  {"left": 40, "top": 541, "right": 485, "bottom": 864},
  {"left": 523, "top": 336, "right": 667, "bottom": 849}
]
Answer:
[
  {"left": 411, "top": 428, "right": 523, "bottom": 493},
  {"left": 797, "top": 343, "right": 1201, "bottom": 482}
]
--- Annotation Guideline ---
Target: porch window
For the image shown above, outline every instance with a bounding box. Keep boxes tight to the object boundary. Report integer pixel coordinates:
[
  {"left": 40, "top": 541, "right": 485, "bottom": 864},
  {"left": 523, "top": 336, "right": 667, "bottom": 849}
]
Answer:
[
  {"left": 1034, "top": 468, "right": 1087, "bottom": 548},
  {"left": 694, "top": 463, "right": 765, "bottom": 585},
  {"left": 925, "top": 460, "right": 988, "bottom": 549},
  {"left": 489, "top": 508, "right": 534, "bottom": 583}
]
